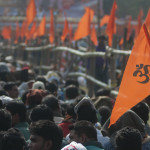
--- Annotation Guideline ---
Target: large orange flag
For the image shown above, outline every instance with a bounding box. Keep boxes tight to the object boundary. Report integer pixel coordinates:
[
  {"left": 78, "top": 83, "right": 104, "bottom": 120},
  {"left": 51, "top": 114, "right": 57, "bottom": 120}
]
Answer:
[
  {"left": 136, "top": 9, "right": 144, "bottom": 36},
  {"left": 2, "top": 26, "right": 11, "bottom": 40},
  {"left": 26, "top": 0, "right": 36, "bottom": 26},
  {"left": 100, "top": 15, "right": 110, "bottom": 27},
  {"left": 105, "top": 0, "right": 117, "bottom": 47},
  {"left": 38, "top": 16, "right": 46, "bottom": 36},
  {"left": 74, "top": 7, "right": 94, "bottom": 41},
  {"left": 49, "top": 9, "right": 55, "bottom": 44},
  {"left": 91, "top": 24, "right": 98, "bottom": 46},
  {"left": 61, "top": 14, "right": 70, "bottom": 42},
  {"left": 109, "top": 9, "right": 150, "bottom": 127}
]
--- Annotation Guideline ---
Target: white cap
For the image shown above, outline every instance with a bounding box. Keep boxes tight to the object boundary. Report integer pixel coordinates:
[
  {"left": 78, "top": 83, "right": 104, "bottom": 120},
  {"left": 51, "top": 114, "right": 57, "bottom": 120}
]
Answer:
[{"left": 32, "top": 81, "right": 45, "bottom": 90}]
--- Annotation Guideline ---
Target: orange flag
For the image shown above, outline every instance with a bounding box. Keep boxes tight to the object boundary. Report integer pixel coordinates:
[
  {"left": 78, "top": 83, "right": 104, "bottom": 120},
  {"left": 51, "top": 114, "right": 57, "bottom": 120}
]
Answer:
[
  {"left": 126, "top": 16, "right": 132, "bottom": 41},
  {"left": 74, "top": 7, "right": 94, "bottom": 41},
  {"left": 15, "top": 22, "right": 20, "bottom": 43},
  {"left": 136, "top": 9, "right": 144, "bottom": 36},
  {"left": 100, "top": 15, "right": 110, "bottom": 27},
  {"left": 38, "top": 16, "right": 46, "bottom": 36},
  {"left": 29, "top": 21, "right": 36, "bottom": 39},
  {"left": 105, "top": 0, "right": 117, "bottom": 47},
  {"left": 61, "top": 14, "right": 70, "bottom": 42},
  {"left": 119, "top": 37, "right": 123, "bottom": 46},
  {"left": 109, "top": 9, "right": 150, "bottom": 127},
  {"left": 2, "top": 26, "right": 11, "bottom": 40},
  {"left": 49, "top": 9, "right": 55, "bottom": 44},
  {"left": 91, "top": 24, "right": 98, "bottom": 46},
  {"left": 26, "top": 0, "right": 36, "bottom": 26}
]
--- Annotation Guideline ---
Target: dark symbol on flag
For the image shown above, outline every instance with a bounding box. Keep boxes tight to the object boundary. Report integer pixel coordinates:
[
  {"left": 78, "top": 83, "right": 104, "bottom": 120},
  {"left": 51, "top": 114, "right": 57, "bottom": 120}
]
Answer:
[{"left": 133, "top": 64, "right": 150, "bottom": 84}]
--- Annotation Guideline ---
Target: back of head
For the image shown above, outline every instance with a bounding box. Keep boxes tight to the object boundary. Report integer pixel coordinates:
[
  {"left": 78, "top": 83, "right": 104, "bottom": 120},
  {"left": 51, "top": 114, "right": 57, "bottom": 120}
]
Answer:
[
  {"left": 65, "top": 85, "right": 79, "bottom": 100},
  {"left": 77, "top": 105, "right": 97, "bottom": 124},
  {"left": 115, "top": 127, "right": 142, "bottom": 150},
  {"left": 35, "top": 75, "right": 47, "bottom": 86},
  {"left": 46, "top": 82, "right": 58, "bottom": 96},
  {"left": 6, "top": 100, "right": 27, "bottom": 122},
  {"left": 1, "top": 128, "right": 27, "bottom": 150},
  {"left": 42, "top": 94, "right": 59, "bottom": 112},
  {"left": 65, "top": 79, "right": 79, "bottom": 88},
  {"left": 32, "top": 81, "right": 45, "bottom": 90},
  {"left": 29, "top": 104, "right": 54, "bottom": 122},
  {"left": 29, "top": 120, "right": 63, "bottom": 150},
  {"left": 132, "top": 102, "right": 149, "bottom": 124},
  {"left": 0, "top": 109, "right": 11, "bottom": 131},
  {"left": 3, "top": 82, "right": 16, "bottom": 91},
  {"left": 69, "top": 120, "right": 97, "bottom": 142}
]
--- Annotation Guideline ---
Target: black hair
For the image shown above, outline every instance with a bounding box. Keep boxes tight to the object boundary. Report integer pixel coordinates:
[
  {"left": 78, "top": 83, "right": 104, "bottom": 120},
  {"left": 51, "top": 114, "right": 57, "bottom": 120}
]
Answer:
[
  {"left": 115, "top": 126, "right": 142, "bottom": 150},
  {"left": 42, "top": 94, "right": 59, "bottom": 111},
  {"left": 35, "top": 75, "right": 47, "bottom": 86},
  {"left": 29, "top": 120, "right": 63, "bottom": 150},
  {"left": 65, "top": 85, "right": 79, "bottom": 99},
  {"left": 0, "top": 89, "right": 8, "bottom": 96},
  {"left": 65, "top": 79, "right": 79, "bottom": 87},
  {"left": 69, "top": 120, "right": 98, "bottom": 141},
  {"left": 6, "top": 101, "right": 27, "bottom": 122},
  {"left": 132, "top": 102, "right": 149, "bottom": 124},
  {"left": 0, "top": 109, "right": 11, "bottom": 131},
  {"left": 30, "top": 104, "right": 54, "bottom": 122},
  {"left": 3, "top": 82, "right": 17, "bottom": 91},
  {"left": 1, "top": 128, "right": 27, "bottom": 150},
  {"left": 95, "top": 89, "right": 111, "bottom": 97},
  {"left": 46, "top": 82, "right": 58, "bottom": 94},
  {"left": 77, "top": 105, "right": 97, "bottom": 124}
]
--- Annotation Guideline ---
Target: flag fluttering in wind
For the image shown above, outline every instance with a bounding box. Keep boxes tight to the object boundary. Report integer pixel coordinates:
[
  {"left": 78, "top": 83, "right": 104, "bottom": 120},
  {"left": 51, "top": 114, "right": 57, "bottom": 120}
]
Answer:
[
  {"left": 74, "top": 7, "right": 94, "bottom": 41},
  {"left": 91, "top": 24, "right": 98, "bottom": 46},
  {"left": 38, "top": 16, "right": 46, "bottom": 36},
  {"left": 109, "top": 9, "right": 150, "bottom": 127},
  {"left": 2, "top": 26, "right": 11, "bottom": 40},
  {"left": 105, "top": 0, "right": 117, "bottom": 47},
  {"left": 26, "top": 0, "right": 36, "bottom": 26},
  {"left": 61, "top": 13, "right": 70, "bottom": 42},
  {"left": 100, "top": 15, "right": 110, "bottom": 27},
  {"left": 49, "top": 9, "right": 55, "bottom": 44},
  {"left": 136, "top": 9, "right": 144, "bottom": 36},
  {"left": 30, "top": 21, "right": 37, "bottom": 39}
]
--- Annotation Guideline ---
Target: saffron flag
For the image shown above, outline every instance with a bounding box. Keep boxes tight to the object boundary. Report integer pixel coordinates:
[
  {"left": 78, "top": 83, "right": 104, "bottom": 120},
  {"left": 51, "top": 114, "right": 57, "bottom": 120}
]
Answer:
[
  {"left": 61, "top": 14, "right": 70, "bottom": 42},
  {"left": 109, "top": 9, "right": 150, "bottom": 127},
  {"left": 2, "top": 26, "right": 11, "bottom": 40},
  {"left": 30, "top": 21, "right": 36, "bottom": 38},
  {"left": 91, "top": 24, "right": 98, "bottom": 46},
  {"left": 74, "top": 7, "right": 94, "bottom": 41},
  {"left": 26, "top": 0, "right": 36, "bottom": 25},
  {"left": 38, "top": 16, "right": 46, "bottom": 36},
  {"left": 119, "top": 37, "right": 123, "bottom": 46},
  {"left": 49, "top": 9, "right": 55, "bottom": 44},
  {"left": 136, "top": 9, "right": 144, "bottom": 36},
  {"left": 100, "top": 15, "right": 110, "bottom": 27},
  {"left": 105, "top": 0, "right": 117, "bottom": 47}
]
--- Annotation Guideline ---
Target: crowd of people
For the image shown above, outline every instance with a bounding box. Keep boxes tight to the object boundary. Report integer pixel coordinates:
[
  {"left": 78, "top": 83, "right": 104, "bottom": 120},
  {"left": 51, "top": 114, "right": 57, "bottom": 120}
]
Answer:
[{"left": 0, "top": 64, "right": 150, "bottom": 150}]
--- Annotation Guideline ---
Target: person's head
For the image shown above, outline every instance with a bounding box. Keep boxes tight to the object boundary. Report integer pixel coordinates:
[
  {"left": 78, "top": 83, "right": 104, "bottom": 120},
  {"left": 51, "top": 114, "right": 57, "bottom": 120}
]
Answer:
[
  {"left": 26, "top": 89, "right": 47, "bottom": 108},
  {"left": 69, "top": 120, "right": 97, "bottom": 143},
  {"left": 32, "top": 81, "right": 45, "bottom": 90},
  {"left": 29, "top": 120, "right": 63, "bottom": 150},
  {"left": 35, "top": 75, "right": 47, "bottom": 86},
  {"left": 132, "top": 102, "right": 149, "bottom": 124},
  {"left": 29, "top": 104, "right": 54, "bottom": 122},
  {"left": 5, "top": 101, "right": 27, "bottom": 126},
  {"left": 98, "top": 35, "right": 106, "bottom": 47},
  {"left": 77, "top": 105, "right": 97, "bottom": 124},
  {"left": 115, "top": 127, "right": 142, "bottom": 150},
  {"left": 65, "top": 85, "right": 79, "bottom": 100},
  {"left": 65, "top": 79, "right": 79, "bottom": 88},
  {"left": 0, "top": 109, "right": 11, "bottom": 131},
  {"left": 42, "top": 94, "right": 61, "bottom": 116},
  {"left": 0, "top": 89, "right": 8, "bottom": 96},
  {"left": 46, "top": 82, "right": 58, "bottom": 97},
  {"left": 1, "top": 128, "right": 27, "bottom": 150},
  {"left": 3, "top": 82, "right": 19, "bottom": 99}
]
